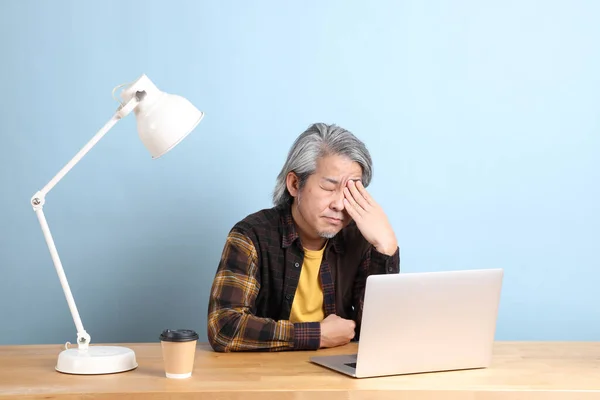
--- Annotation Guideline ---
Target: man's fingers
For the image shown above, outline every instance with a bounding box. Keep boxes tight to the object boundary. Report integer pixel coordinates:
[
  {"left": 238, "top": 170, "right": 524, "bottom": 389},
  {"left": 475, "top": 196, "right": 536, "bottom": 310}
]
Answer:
[
  {"left": 343, "top": 193, "right": 362, "bottom": 219},
  {"left": 344, "top": 187, "right": 364, "bottom": 214},
  {"left": 348, "top": 180, "right": 370, "bottom": 210},
  {"left": 355, "top": 181, "right": 375, "bottom": 207}
]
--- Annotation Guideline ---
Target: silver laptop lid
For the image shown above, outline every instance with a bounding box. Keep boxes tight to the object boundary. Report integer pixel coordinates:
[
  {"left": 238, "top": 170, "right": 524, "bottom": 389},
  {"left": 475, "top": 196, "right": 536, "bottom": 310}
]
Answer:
[{"left": 354, "top": 268, "right": 504, "bottom": 378}]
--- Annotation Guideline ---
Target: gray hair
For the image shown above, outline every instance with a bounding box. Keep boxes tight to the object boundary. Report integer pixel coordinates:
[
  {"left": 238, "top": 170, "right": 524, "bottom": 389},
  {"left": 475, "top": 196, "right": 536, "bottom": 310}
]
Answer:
[{"left": 272, "top": 123, "right": 373, "bottom": 207}]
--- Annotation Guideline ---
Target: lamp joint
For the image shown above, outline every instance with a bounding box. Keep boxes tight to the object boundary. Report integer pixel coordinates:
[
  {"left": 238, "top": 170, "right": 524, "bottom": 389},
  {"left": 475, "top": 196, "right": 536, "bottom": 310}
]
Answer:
[
  {"left": 135, "top": 90, "right": 147, "bottom": 101},
  {"left": 31, "top": 191, "right": 45, "bottom": 211},
  {"left": 77, "top": 331, "right": 91, "bottom": 350}
]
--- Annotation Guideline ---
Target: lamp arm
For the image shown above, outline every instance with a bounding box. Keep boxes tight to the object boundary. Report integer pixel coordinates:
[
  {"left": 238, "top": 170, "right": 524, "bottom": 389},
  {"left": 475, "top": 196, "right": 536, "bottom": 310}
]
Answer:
[{"left": 30, "top": 92, "right": 144, "bottom": 350}]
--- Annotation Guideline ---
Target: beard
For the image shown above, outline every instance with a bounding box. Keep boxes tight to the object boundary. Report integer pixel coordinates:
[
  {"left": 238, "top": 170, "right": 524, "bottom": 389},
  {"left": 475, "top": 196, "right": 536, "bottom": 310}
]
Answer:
[{"left": 318, "top": 231, "right": 337, "bottom": 239}]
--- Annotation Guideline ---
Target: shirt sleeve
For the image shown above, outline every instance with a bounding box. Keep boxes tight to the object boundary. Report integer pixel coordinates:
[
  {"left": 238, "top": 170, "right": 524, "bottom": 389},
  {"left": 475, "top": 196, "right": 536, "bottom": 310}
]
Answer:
[
  {"left": 352, "top": 245, "right": 400, "bottom": 339},
  {"left": 207, "top": 229, "right": 321, "bottom": 352}
]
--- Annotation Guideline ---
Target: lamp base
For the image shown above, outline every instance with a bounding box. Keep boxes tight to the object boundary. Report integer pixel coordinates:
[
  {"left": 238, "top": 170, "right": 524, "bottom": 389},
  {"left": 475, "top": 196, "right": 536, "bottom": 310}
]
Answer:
[{"left": 56, "top": 345, "right": 138, "bottom": 375}]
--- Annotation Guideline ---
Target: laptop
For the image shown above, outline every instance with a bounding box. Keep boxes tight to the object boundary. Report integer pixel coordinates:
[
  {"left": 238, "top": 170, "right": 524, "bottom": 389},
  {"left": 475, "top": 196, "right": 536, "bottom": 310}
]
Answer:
[{"left": 310, "top": 268, "right": 504, "bottom": 378}]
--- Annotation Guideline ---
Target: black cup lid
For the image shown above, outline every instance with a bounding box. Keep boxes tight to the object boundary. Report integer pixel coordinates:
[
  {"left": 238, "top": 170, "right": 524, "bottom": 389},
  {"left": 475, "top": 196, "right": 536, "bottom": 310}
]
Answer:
[{"left": 160, "top": 329, "right": 199, "bottom": 342}]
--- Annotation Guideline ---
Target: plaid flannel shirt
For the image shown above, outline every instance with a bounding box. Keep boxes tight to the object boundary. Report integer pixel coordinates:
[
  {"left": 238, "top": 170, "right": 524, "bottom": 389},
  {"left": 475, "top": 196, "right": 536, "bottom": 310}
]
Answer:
[{"left": 207, "top": 203, "right": 400, "bottom": 352}]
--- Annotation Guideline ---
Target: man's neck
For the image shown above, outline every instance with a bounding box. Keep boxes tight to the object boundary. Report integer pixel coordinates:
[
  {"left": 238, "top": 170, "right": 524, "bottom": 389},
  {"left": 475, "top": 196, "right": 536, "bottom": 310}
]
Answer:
[{"left": 299, "top": 234, "right": 327, "bottom": 251}]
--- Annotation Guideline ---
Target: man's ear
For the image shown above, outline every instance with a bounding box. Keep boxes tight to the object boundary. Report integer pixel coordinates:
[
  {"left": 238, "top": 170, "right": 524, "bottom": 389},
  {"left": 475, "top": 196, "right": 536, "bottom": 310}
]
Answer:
[{"left": 286, "top": 172, "right": 300, "bottom": 197}]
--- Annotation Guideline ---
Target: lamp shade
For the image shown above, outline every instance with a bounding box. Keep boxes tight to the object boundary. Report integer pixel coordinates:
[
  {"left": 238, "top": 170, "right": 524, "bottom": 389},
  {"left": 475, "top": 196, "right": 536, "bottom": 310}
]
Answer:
[{"left": 119, "top": 74, "right": 204, "bottom": 159}]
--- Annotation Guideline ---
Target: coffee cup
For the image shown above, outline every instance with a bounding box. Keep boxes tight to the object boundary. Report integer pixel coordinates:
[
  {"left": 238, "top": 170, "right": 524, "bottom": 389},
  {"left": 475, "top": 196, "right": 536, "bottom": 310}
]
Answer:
[{"left": 159, "top": 329, "right": 199, "bottom": 379}]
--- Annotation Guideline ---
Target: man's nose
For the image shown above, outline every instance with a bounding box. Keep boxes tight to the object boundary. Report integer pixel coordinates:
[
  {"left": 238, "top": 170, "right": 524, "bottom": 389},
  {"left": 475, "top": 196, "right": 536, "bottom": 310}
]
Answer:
[{"left": 330, "top": 190, "right": 345, "bottom": 211}]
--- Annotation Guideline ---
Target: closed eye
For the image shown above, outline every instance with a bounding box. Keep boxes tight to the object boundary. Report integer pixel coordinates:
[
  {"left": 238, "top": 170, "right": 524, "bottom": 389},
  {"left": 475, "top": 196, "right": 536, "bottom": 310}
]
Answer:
[{"left": 321, "top": 177, "right": 340, "bottom": 192}]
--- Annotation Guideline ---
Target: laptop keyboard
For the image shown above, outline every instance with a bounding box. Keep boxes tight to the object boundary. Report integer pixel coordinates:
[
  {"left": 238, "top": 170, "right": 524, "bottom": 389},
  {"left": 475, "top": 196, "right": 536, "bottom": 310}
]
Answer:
[{"left": 344, "top": 362, "right": 357, "bottom": 369}]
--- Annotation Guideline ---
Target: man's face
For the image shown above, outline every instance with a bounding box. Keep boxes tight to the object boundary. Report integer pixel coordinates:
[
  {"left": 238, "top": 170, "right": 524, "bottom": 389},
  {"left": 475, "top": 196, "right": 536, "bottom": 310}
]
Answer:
[{"left": 288, "top": 154, "right": 363, "bottom": 242}]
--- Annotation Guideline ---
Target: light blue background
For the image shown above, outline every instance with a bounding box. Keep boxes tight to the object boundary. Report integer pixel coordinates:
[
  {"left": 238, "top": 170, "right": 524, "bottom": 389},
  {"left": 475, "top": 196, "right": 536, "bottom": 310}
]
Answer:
[{"left": 1, "top": 0, "right": 598, "bottom": 345}]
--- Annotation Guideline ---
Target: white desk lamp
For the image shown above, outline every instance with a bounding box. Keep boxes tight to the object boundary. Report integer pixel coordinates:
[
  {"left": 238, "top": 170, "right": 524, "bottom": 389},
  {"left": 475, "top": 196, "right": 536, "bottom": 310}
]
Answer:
[{"left": 30, "top": 74, "right": 204, "bottom": 375}]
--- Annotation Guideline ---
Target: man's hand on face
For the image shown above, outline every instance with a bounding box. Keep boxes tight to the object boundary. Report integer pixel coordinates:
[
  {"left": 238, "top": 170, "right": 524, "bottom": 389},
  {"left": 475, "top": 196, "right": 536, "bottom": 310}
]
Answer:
[
  {"left": 319, "top": 314, "right": 356, "bottom": 348},
  {"left": 343, "top": 180, "right": 398, "bottom": 256}
]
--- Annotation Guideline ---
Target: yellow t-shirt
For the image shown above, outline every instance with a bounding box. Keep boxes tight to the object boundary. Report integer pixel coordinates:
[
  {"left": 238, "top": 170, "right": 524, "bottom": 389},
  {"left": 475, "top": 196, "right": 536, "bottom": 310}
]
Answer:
[{"left": 289, "top": 245, "right": 326, "bottom": 323}]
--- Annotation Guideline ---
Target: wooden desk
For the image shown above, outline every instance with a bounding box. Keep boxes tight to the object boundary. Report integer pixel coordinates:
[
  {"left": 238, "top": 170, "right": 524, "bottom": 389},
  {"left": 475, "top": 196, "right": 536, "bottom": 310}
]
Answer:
[{"left": 1, "top": 342, "right": 599, "bottom": 399}]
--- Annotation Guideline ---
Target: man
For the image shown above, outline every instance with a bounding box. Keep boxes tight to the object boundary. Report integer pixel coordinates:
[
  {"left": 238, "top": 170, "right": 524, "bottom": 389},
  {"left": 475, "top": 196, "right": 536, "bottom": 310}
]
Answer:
[{"left": 207, "top": 123, "right": 399, "bottom": 352}]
